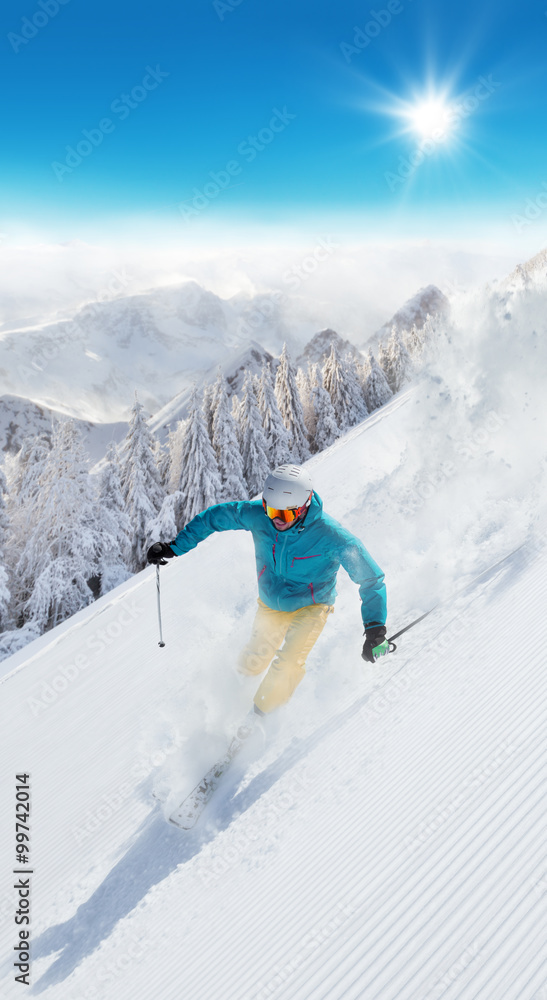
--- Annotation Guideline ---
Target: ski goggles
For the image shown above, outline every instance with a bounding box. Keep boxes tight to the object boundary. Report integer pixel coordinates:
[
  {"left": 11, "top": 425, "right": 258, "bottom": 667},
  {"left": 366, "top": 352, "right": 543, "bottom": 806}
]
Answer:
[{"left": 262, "top": 495, "right": 311, "bottom": 523}]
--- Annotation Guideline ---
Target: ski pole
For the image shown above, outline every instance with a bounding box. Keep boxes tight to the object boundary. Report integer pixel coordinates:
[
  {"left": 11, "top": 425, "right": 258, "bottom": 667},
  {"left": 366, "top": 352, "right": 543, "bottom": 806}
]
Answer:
[
  {"left": 156, "top": 564, "right": 166, "bottom": 648},
  {"left": 387, "top": 608, "right": 437, "bottom": 652}
]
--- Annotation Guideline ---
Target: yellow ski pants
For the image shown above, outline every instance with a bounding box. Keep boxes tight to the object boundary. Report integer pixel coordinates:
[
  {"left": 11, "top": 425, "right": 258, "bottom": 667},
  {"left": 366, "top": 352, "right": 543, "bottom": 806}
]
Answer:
[{"left": 237, "top": 598, "right": 334, "bottom": 714}]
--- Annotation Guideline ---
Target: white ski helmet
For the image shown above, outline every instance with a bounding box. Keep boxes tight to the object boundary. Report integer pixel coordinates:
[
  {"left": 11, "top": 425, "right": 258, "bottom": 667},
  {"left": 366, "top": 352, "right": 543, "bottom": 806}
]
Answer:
[{"left": 262, "top": 465, "right": 313, "bottom": 510}]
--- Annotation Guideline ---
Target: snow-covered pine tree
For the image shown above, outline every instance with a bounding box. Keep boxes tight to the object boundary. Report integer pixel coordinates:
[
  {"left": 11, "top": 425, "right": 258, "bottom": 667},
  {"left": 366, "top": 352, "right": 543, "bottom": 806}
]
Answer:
[
  {"left": 359, "top": 352, "right": 372, "bottom": 384},
  {"left": 202, "top": 381, "right": 215, "bottom": 441},
  {"left": 7, "top": 433, "right": 51, "bottom": 506},
  {"left": 167, "top": 419, "right": 187, "bottom": 494},
  {"left": 296, "top": 361, "right": 318, "bottom": 446},
  {"left": 14, "top": 420, "right": 110, "bottom": 633},
  {"left": 240, "top": 371, "right": 271, "bottom": 496},
  {"left": 275, "top": 344, "right": 311, "bottom": 462},
  {"left": 378, "top": 337, "right": 391, "bottom": 383},
  {"left": 120, "top": 397, "right": 166, "bottom": 570},
  {"left": 257, "top": 361, "right": 291, "bottom": 467},
  {"left": 154, "top": 437, "right": 170, "bottom": 491},
  {"left": 343, "top": 352, "right": 369, "bottom": 425},
  {"left": 383, "top": 326, "right": 413, "bottom": 393},
  {"left": 148, "top": 490, "right": 184, "bottom": 546},
  {"left": 309, "top": 364, "right": 340, "bottom": 452},
  {"left": 0, "top": 467, "right": 11, "bottom": 631},
  {"left": 212, "top": 371, "right": 247, "bottom": 501},
  {"left": 177, "top": 387, "right": 222, "bottom": 523},
  {"left": 296, "top": 367, "right": 315, "bottom": 442},
  {"left": 404, "top": 322, "right": 425, "bottom": 357},
  {"left": 322, "top": 344, "right": 351, "bottom": 431},
  {"left": 364, "top": 350, "right": 393, "bottom": 412},
  {"left": 97, "top": 444, "right": 132, "bottom": 594},
  {"left": 231, "top": 393, "right": 244, "bottom": 450},
  {"left": 5, "top": 435, "right": 51, "bottom": 618}
]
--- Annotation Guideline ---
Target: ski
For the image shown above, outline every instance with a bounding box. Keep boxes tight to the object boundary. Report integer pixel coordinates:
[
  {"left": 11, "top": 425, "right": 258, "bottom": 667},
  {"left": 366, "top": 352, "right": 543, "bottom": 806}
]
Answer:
[{"left": 169, "top": 718, "right": 257, "bottom": 830}]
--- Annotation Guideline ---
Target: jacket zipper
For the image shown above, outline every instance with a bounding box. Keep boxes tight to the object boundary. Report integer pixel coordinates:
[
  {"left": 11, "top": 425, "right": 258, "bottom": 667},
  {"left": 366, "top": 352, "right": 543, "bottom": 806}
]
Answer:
[
  {"left": 272, "top": 533, "right": 278, "bottom": 569},
  {"left": 308, "top": 582, "right": 316, "bottom": 604},
  {"left": 258, "top": 564, "right": 266, "bottom": 580}
]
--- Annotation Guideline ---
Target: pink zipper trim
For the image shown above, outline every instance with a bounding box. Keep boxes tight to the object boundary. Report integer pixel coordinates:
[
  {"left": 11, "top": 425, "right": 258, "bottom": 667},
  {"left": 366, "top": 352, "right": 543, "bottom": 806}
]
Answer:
[
  {"left": 308, "top": 582, "right": 316, "bottom": 604},
  {"left": 258, "top": 564, "right": 266, "bottom": 580},
  {"left": 291, "top": 554, "right": 320, "bottom": 568},
  {"left": 272, "top": 533, "right": 278, "bottom": 568}
]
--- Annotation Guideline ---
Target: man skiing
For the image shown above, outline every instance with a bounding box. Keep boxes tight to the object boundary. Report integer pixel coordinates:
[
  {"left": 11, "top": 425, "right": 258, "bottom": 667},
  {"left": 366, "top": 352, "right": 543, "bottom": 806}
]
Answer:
[{"left": 147, "top": 464, "right": 388, "bottom": 716}]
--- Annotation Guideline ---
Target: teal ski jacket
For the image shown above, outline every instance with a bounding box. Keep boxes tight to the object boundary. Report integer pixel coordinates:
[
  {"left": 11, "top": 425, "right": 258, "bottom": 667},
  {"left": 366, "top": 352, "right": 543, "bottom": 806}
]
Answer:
[{"left": 169, "top": 492, "right": 387, "bottom": 628}]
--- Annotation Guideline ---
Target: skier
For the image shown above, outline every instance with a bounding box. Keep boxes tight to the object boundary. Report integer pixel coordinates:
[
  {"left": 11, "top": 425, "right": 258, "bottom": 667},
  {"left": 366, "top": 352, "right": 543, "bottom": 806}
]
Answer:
[{"left": 147, "top": 464, "right": 388, "bottom": 716}]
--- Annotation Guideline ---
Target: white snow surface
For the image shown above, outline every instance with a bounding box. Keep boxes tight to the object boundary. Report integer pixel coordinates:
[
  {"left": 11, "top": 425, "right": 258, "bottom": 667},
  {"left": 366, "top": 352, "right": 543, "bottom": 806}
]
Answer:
[{"left": 1, "top": 279, "right": 547, "bottom": 999}]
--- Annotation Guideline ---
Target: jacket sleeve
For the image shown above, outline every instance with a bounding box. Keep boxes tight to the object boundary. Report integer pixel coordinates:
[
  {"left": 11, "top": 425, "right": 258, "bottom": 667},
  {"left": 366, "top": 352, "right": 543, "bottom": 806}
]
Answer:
[
  {"left": 169, "top": 501, "right": 255, "bottom": 556},
  {"left": 337, "top": 530, "right": 387, "bottom": 629}
]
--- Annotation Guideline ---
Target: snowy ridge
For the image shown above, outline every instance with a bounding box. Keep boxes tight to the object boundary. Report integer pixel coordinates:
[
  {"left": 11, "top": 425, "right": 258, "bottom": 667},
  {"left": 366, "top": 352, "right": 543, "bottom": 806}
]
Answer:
[
  {"left": 369, "top": 283, "right": 450, "bottom": 346},
  {"left": 296, "top": 328, "right": 362, "bottom": 367},
  {"left": 501, "top": 246, "right": 547, "bottom": 291},
  {"left": 0, "top": 393, "right": 127, "bottom": 461}
]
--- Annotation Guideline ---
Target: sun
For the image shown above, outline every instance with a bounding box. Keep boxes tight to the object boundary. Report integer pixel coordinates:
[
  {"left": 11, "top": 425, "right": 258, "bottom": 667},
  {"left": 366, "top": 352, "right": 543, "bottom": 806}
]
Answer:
[{"left": 408, "top": 98, "right": 451, "bottom": 140}]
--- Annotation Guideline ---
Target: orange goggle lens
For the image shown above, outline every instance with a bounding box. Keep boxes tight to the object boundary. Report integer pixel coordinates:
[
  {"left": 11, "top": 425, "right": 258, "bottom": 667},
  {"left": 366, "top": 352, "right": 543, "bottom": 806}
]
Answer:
[{"left": 262, "top": 500, "right": 304, "bottom": 523}]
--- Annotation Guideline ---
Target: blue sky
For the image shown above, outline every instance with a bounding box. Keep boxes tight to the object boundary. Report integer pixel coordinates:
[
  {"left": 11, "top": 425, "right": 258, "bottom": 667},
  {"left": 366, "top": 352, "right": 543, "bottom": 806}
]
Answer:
[{"left": 1, "top": 0, "right": 546, "bottom": 246}]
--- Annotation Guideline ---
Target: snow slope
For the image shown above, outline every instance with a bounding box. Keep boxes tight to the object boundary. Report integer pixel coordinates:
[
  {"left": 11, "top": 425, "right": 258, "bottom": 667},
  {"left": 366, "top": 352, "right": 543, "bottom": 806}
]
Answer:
[{"left": 1, "top": 278, "right": 547, "bottom": 999}]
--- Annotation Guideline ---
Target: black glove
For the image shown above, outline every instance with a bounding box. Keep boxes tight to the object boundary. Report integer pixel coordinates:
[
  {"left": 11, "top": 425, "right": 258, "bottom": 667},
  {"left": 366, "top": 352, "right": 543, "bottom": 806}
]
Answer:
[
  {"left": 147, "top": 542, "right": 176, "bottom": 566},
  {"left": 362, "top": 623, "right": 388, "bottom": 663}
]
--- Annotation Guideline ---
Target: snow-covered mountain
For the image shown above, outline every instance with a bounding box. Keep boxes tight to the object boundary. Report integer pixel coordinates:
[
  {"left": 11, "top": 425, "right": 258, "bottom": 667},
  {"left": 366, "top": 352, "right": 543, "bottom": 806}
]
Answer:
[
  {"left": 296, "top": 328, "right": 363, "bottom": 367},
  {"left": 0, "top": 282, "right": 317, "bottom": 425},
  {"left": 500, "top": 245, "right": 547, "bottom": 291},
  {"left": 369, "top": 283, "right": 450, "bottom": 346},
  {"left": 1, "top": 262, "right": 546, "bottom": 999},
  {"left": 0, "top": 394, "right": 126, "bottom": 461}
]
